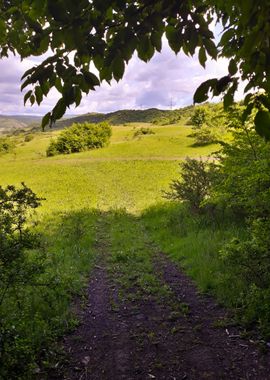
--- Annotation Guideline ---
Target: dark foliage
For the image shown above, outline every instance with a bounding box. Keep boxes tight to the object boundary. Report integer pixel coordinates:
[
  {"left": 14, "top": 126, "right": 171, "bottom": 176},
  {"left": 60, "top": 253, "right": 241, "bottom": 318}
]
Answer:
[{"left": 165, "top": 157, "right": 217, "bottom": 212}]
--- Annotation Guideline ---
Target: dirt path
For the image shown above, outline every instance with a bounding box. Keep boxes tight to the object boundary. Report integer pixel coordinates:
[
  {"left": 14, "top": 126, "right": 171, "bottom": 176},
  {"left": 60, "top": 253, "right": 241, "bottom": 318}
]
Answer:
[{"left": 49, "top": 214, "right": 270, "bottom": 380}]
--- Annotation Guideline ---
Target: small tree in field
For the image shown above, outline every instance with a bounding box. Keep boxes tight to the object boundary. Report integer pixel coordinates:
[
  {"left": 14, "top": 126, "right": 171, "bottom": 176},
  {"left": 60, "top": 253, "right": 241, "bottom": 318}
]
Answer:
[
  {"left": 164, "top": 157, "right": 217, "bottom": 212},
  {"left": 47, "top": 122, "right": 112, "bottom": 156},
  {"left": 190, "top": 108, "right": 206, "bottom": 129}
]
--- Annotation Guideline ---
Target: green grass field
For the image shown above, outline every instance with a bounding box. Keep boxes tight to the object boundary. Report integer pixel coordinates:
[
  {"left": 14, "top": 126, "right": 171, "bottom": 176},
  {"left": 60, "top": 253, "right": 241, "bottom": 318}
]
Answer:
[{"left": 0, "top": 123, "right": 219, "bottom": 214}]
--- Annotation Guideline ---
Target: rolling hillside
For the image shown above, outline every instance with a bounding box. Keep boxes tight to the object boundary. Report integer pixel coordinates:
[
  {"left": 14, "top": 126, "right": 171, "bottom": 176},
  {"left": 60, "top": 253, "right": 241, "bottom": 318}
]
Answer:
[
  {"left": 0, "top": 115, "right": 41, "bottom": 134},
  {"left": 0, "top": 106, "right": 195, "bottom": 134},
  {"left": 54, "top": 107, "right": 193, "bottom": 128}
]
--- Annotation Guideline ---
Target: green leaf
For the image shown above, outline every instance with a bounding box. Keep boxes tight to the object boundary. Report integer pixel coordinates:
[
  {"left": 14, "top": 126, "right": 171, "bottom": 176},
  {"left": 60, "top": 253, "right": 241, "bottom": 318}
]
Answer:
[
  {"left": 41, "top": 112, "right": 51, "bottom": 130},
  {"left": 203, "top": 38, "right": 217, "bottom": 59},
  {"left": 198, "top": 47, "right": 207, "bottom": 68},
  {"left": 35, "top": 86, "right": 43, "bottom": 105},
  {"left": 55, "top": 77, "right": 63, "bottom": 93},
  {"left": 52, "top": 99, "right": 66, "bottom": 121},
  {"left": 254, "top": 110, "right": 270, "bottom": 140},
  {"left": 83, "top": 71, "right": 100, "bottom": 87},
  {"left": 137, "top": 36, "right": 155, "bottom": 62},
  {"left": 151, "top": 31, "right": 162, "bottom": 52},
  {"left": 219, "top": 29, "right": 235, "bottom": 47},
  {"left": 189, "top": 30, "right": 199, "bottom": 56},
  {"left": 40, "top": 80, "right": 50, "bottom": 96},
  {"left": 193, "top": 79, "right": 218, "bottom": 103},
  {"left": 166, "top": 26, "right": 182, "bottom": 54},
  {"left": 24, "top": 90, "right": 32, "bottom": 105},
  {"left": 215, "top": 76, "right": 231, "bottom": 94},
  {"left": 74, "top": 87, "right": 82, "bottom": 107},
  {"left": 21, "top": 77, "right": 32, "bottom": 91},
  {"left": 241, "top": 103, "right": 254, "bottom": 122},
  {"left": 112, "top": 56, "right": 125, "bottom": 81},
  {"left": 228, "top": 59, "right": 238, "bottom": 76},
  {"left": 30, "top": 94, "right": 35, "bottom": 105},
  {"left": 223, "top": 79, "right": 238, "bottom": 109}
]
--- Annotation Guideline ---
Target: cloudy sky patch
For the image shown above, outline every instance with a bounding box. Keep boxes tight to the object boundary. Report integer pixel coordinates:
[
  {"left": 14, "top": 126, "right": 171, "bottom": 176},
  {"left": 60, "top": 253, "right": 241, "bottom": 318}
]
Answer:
[{"left": 0, "top": 40, "right": 234, "bottom": 116}]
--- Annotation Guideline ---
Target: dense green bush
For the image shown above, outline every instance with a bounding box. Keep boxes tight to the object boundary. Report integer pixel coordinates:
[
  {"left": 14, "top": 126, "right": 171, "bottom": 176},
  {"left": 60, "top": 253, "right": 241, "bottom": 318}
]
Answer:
[
  {"left": 24, "top": 134, "right": 34, "bottom": 142},
  {"left": 0, "top": 184, "right": 44, "bottom": 378},
  {"left": 210, "top": 117, "right": 270, "bottom": 336},
  {"left": 133, "top": 127, "right": 155, "bottom": 138},
  {"left": 46, "top": 122, "right": 112, "bottom": 156},
  {"left": 220, "top": 218, "right": 270, "bottom": 337},
  {"left": 0, "top": 137, "right": 15, "bottom": 154},
  {"left": 210, "top": 124, "right": 270, "bottom": 218},
  {"left": 189, "top": 127, "right": 218, "bottom": 146},
  {"left": 190, "top": 108, "right": 206, "bottom": 128}
]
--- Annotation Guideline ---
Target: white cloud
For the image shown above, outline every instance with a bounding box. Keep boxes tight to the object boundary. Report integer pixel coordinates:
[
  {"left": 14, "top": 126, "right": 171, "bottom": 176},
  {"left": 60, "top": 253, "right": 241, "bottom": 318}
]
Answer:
[{"left": 0, "top": 40, "right": 243, "bottom": 116}]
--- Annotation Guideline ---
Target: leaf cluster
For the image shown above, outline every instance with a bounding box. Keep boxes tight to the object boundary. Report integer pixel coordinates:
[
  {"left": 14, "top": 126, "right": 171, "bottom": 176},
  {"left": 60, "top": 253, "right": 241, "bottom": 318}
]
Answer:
[{"left": 0, "top": 0, "right": 217, "bottom": 126}]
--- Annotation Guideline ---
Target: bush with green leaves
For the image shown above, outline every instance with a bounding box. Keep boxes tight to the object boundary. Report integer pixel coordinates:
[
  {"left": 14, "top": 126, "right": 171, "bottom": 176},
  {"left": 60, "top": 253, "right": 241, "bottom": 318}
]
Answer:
[
  {"left": 46, "top": 122, "right": 112, "bottom": 156},
  {"left": 133, "top": 127, "right": 155, "bottom": 138},
  {"left": 164, "top": 157, "right": 217, "bottom": 212},
  {"left": 0, "top": 137, "right": 15, "bottom": 154},
  {"left": 206, "top": 110, "right": 270, "bottom": 337},
  {"left": 0, "top": 183, "right": 44, "bottom": 378},
  {"left": 210, "top": 119, "right": 270, "bottom": 218},
  {"left": 190, "top": 108, "right": 206, "bottom": 128},
  {"left": 189, "top": 127, "right": 218, "bottom": 146},
  {"left": 220, "top": 218, "right": 270, "bottom": 338},
  {"left": 24, "top": 134, "right": 34, "bottom": 142}
]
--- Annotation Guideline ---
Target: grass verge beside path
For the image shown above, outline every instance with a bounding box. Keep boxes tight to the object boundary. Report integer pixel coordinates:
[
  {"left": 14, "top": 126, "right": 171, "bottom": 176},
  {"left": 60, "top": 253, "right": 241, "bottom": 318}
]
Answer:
[
  {"left": 1, "top": 209, "right": 98, "bottom": 379},
  {"left": 142, "top": 202, "right": 246, "bottom": 308}
]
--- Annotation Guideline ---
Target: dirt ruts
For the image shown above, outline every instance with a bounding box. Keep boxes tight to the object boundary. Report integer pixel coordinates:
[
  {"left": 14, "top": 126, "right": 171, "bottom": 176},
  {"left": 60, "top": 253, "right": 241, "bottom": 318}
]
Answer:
[{"left": 49, "top": 237, "right": 270, "bottom": 379}]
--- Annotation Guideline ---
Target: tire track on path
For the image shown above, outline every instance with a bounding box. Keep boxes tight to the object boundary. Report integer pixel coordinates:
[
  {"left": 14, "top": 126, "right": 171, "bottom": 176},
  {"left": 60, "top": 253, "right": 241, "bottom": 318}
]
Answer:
[
  {"left": 49, "top": 212, "right": 270, "bottom": 380},
  {"left": 153, "top": 252, "right": 270, "bottom": 379}
]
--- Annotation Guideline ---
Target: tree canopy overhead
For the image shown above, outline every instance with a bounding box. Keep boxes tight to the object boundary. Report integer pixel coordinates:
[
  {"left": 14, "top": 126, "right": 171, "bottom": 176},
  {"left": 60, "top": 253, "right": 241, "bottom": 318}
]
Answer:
[{"left": 1, "top": 0, "right": 270, "bottom": 137}]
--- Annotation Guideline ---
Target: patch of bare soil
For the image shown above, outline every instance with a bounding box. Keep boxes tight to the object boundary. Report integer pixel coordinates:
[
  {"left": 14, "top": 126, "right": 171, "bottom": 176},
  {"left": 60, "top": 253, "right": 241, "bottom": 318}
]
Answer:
[
  {"left": 153, "top": 253, "right": 270, "bottom": 379},
  {"left": 49, "top": 254, "right": 270, "bottom": 380}
]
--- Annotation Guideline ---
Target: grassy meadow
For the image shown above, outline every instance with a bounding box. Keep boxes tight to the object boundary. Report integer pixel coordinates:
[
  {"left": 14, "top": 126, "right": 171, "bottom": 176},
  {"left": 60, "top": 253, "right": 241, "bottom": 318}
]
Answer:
[
  {"left": 0, "top": 123, "right": 219, "bottom": 214},
  {"left": 0, "top": 119, "right": 239, "bottom": 377}
]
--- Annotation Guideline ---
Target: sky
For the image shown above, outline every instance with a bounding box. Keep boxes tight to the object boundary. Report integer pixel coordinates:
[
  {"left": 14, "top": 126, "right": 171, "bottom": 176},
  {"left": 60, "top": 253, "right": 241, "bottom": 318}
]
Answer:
[{"left": 0, "top": 40, "right": 241, "bottom": 116}]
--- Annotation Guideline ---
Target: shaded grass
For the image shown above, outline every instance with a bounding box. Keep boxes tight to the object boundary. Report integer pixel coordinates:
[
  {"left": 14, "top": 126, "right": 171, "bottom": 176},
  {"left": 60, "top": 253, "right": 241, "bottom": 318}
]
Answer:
[
  {"left": 142, "top": 202, "right": 246, "bottom": 307},
  {"left": 0, "top": 210, "right": 97, "bottom": 379},
  {"left": 106, "top": 209, "right": 169, "bottom": 299}
]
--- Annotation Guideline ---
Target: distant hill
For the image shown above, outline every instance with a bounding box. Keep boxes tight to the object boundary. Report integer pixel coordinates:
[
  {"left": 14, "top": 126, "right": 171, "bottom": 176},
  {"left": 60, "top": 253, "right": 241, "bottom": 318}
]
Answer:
[
  {"left": 0, "top": 115, "right": 41, "bottom": 134},
  {"left": 0, "top": 106, "right": 196, "bottom": 134},
  {"left": 0, "top": 117, "right": 27, "bottom": 134},
  {"left": 55, "top": 108, "right": 193, "bottom": 129}
]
